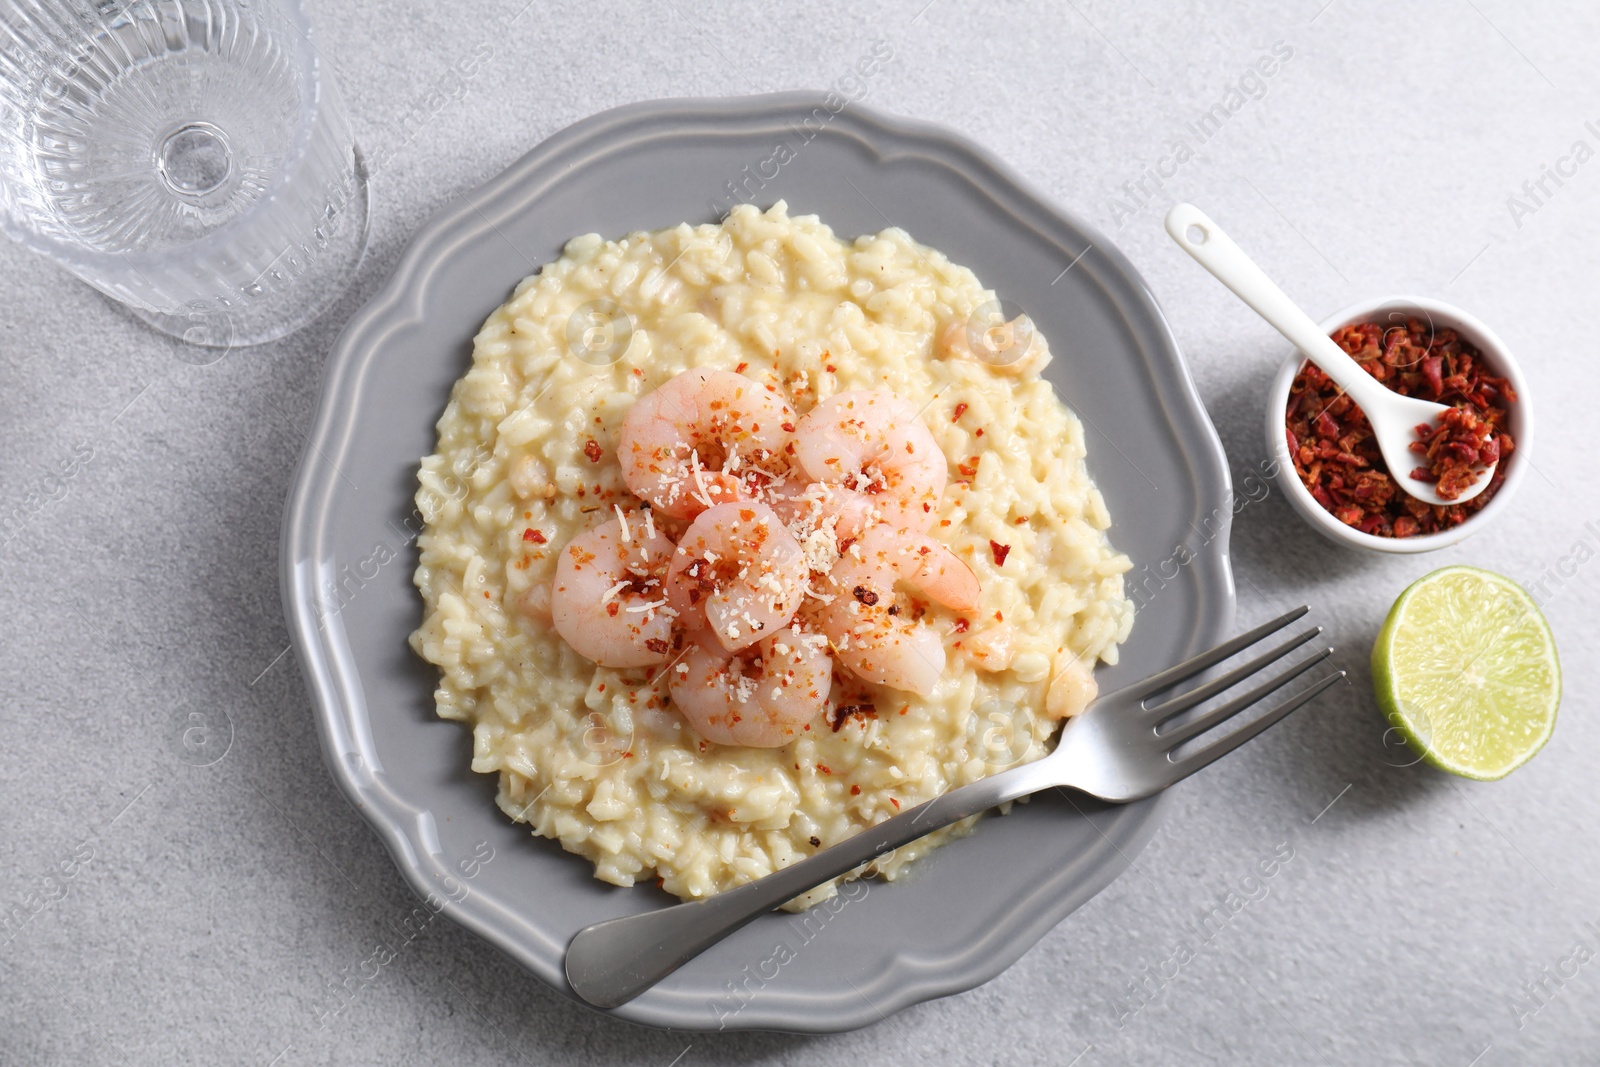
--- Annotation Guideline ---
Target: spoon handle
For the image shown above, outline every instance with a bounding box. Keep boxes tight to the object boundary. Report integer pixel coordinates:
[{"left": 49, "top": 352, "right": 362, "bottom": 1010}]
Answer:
[{"left": 1164, "top": 204, "right": 1390, "bottom": 412}]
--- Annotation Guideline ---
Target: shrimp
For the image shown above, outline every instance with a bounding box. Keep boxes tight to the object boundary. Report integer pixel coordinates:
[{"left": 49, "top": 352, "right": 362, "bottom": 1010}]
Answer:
[
  {"left": 1046, "top": 657, "right": 1098, "bottom": 720},
  {"left": 665, "top": 501, "right": 808, "bottom": 652},
  {"left": 617, "top": 368, "right": 797, "bottom": 519},
  {"left": 937, "top": 314, "right": 1043, "bottom": 375},
  {"left": 791, "top": 390, "right": 947, "bottom": 535},
  {"left": 549, "top": 516, "right": 676, "bottom": 668},
  {"left": 818, "top": 524, "right": 980, "bottom": 696},
  {"left": 668, "top": 626, "right": 832, "bottom": 747},
  {"left": 764, "top": 477, "right": 874, "bottom": 543}
]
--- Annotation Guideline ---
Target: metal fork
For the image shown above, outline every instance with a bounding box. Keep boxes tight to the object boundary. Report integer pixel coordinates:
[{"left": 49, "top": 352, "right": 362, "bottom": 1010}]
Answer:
[{"left": 565, "top": 605, "right": 1342, "bottom": 1008}]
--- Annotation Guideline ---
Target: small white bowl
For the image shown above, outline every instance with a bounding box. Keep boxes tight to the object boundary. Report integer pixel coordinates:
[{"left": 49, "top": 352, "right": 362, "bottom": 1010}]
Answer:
[{"left": 1265, "top": 295, "right": 1532, "bottom": 554}]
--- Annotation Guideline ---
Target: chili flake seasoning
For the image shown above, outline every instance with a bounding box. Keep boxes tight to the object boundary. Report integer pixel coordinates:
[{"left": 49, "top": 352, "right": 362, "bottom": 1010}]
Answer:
[{"left": 1285, "top": 320, "right": 1515, "bottom": 538}]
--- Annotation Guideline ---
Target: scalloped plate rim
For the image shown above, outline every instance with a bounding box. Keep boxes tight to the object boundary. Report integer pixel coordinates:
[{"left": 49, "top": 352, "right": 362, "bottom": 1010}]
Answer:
[{"left": 281, "top": 91, "right": 1235, "bottom": 1033}]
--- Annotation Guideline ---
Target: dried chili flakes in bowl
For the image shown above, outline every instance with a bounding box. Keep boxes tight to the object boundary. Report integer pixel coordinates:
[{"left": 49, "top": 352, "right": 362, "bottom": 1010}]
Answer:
[
  {"left": 1411, "top": 404, "right": 1499, "bottom": 501},
  {"left": 1285, "top": 320, "right": 1516, "bottom": 538}
]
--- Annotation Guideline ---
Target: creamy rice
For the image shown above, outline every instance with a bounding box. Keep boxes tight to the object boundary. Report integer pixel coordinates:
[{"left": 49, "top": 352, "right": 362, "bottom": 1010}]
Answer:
[{"left": 409, "top": 202, "right": 1134, "bottom": 907}]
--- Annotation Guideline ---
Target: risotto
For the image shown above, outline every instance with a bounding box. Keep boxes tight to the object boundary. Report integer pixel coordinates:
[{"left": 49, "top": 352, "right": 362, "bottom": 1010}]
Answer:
[{"left": 409, "top": 203, "right": 1134, "bottom": 907}]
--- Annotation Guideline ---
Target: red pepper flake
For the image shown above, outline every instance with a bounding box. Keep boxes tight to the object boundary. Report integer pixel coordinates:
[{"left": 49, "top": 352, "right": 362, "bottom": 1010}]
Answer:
[
  {"left": 827, "top": 703, "right": 876, "bottom": 731},
  {"left": 952, "top": 617, "right": 969, "bottom": 633},
  {"left": 890, "top": 798, "right": 900, "bottom": 809},
  {"left": 958, "top": 458, "right": 979, "bottom": 478},
  {"left": 852, "top": 585, "right": 879, "bottom": 606},
  {"left": 825, "top": 363, "right": 837, "bottom": 373},
  {"left": 735, "top": 361, "right": 748, "bottom": 373},
  {"left": 850, "top": 784, "right": 861, "bottom": 795},
  {"left": 1286, "top": 320, "right": 1515, "bottom": 537},
  {"left": 1410, "top": 405, "right": 1498, "bottom": 501},
  {"left": 975, "top": 428, "right": 984, "bottom": 437},
  {"left": 952, "top": 402, "right": 968, "bottom": 422},
  {"left": 817, "top": 764, "right": 833, "bottom": 775},
  {"left": 522, "top": 528, "right": 546, "bottom": 543},
  {"left": 781, "top": 421, "right": 796, "bottom": 433},
  {"left": 583, "top": 439, "right": 603, "bottom": 463},
  {"left": 989, "top": 540, "right": 1011, "bottom": 566}
]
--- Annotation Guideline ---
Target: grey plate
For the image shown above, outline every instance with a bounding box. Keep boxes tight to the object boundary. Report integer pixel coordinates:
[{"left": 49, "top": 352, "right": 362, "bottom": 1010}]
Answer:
[{"left": 281, "top": 92, "right": 1236, "bottom": 1033}]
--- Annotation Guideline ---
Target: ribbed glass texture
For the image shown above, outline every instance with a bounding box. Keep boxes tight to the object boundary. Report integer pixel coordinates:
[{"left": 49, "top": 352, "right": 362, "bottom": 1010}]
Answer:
[{"left": 0, "top": 0, "right": 368, "bottom": 346}]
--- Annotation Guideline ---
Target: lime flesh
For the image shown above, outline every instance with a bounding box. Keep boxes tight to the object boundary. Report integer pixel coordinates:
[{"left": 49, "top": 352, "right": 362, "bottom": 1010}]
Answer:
[{"left": 1372, "top": 565, "right": 1560, "bottom": 781}]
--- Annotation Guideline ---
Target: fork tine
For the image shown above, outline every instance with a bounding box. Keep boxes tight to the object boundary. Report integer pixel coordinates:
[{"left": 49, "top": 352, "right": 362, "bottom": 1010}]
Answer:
[
  {"left": 1145, "top": 627, "right": 1323, "bottom": 723},
  {"left": 1160, "top": 647, "right": 1335, "bottom": 747},
  {"left": 1106, "top": 605, "right": 1309, "bottom": 703},
  {"left": 1167, "top": 669, "right": 1345, "bottom": 774}
]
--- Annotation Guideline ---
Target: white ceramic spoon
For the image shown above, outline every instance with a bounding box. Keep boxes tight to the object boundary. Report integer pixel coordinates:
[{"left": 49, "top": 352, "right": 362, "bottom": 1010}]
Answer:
[{"left": 1164, "top": 203, "right": 1494, "bottom": 507}]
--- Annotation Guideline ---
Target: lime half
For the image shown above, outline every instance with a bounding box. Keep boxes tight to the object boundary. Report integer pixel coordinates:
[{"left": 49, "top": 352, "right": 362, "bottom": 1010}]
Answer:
[{"left": 1372, "top": 565, "right": 1561, "bottom": 780}]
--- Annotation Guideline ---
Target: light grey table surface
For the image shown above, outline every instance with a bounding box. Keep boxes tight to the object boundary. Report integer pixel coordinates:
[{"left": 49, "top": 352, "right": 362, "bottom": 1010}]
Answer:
[{"left": 3, "top": 0, "right": 1597, "bottom": 1063}]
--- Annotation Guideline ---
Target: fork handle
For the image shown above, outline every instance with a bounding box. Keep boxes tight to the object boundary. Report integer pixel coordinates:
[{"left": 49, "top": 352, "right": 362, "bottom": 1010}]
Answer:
[{"left": 564, "top": 759, "right": 1051, "bottom": 1008}]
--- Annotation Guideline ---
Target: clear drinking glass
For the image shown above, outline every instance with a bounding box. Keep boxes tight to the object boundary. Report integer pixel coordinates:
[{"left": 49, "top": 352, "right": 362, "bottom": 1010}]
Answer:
[{"left": 0, "top": 0, "right": 369, "bottom": 348}]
